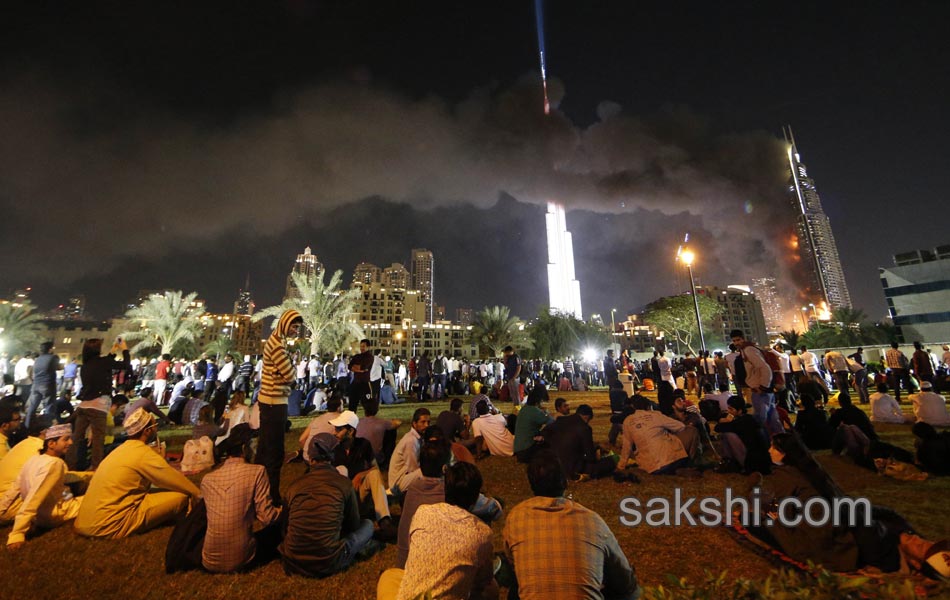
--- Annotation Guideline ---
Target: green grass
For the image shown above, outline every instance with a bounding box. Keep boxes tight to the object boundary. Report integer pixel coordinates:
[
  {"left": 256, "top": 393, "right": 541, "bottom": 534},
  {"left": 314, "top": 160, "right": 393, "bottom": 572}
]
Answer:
[{"left": 2, "top": 391, "right": 949, "bottom": 600}]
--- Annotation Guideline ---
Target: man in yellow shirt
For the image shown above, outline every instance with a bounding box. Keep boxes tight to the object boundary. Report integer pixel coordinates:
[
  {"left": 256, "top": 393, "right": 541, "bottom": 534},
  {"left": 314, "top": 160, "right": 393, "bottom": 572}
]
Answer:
[
  {"left": 74, "top": 408, "right": 200, "bottom": 539},
  {"left": 0, "top": 406, "right": 23, "bottom": 461},
  {"left": 0, "top": 423, "right": 86, "bottom": 549},
  {"left": 0, "top": 417, "right": 49, "bottom": 506}
]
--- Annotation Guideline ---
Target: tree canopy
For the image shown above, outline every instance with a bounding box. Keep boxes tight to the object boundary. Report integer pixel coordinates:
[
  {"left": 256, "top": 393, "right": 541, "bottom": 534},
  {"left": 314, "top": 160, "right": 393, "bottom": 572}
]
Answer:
[
  {"left": 641, "top": 294, "right": 723, "bottom": 355},
  {"left": 0, "top": 301, "right": 44, "bottom": 355},
  {"left": 469, "top": 306, "right": 533, "bottom": 358},
  {"left": 122, "top": 291, "right": 205, "bottom": 356},
  {"left": 528, "top": 309, "right": 610, "bottom": 359},
  {"left": 254, "top": 269, "right": 363, "bottom": 355}
]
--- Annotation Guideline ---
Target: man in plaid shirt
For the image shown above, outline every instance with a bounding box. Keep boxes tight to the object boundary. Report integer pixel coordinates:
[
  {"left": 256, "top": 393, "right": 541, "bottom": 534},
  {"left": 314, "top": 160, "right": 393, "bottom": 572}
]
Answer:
[
  {"left": 503, "top": 450, "right": 641, "bottom": 599},
  {"left": 201, "top": 424, "right": 282, "bottom": 573}
]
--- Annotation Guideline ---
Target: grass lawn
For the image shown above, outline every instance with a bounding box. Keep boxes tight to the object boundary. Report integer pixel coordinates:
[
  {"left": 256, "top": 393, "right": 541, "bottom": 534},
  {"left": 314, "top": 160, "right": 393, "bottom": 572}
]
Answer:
[{"left": 2, "top": 390, "right": 949, "bottom": 599}]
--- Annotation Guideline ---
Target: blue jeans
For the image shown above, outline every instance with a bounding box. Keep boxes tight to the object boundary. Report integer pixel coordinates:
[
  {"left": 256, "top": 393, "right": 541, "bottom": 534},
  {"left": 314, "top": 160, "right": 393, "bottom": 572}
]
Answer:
[
  {"left": 25, "top": 385, "right": 55, "bottom": 428},
  {"left": 337, "top": 519, "right": 375, "bottom": 571},
  {"left": 751, "top": 391, "right": 784, "bottom": 436}
]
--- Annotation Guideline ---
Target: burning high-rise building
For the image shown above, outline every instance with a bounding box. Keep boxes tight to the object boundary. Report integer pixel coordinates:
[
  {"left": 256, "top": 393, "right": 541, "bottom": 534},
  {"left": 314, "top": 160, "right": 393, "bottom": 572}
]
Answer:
[{"left": 784, "top": 126, "right": 852, "bottom": 311}]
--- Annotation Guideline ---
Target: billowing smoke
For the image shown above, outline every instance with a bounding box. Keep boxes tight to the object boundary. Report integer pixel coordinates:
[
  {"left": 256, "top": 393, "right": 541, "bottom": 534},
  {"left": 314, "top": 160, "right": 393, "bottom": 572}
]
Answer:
[{"left": 0, "top": 73, "right": 800, "bottom": 306}]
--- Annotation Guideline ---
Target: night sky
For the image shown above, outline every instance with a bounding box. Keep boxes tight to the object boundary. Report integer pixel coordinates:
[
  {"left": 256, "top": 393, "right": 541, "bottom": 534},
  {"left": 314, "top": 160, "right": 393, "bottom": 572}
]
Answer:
[{"left": 2, "top": 1, "right": 947, "bottom": 322}]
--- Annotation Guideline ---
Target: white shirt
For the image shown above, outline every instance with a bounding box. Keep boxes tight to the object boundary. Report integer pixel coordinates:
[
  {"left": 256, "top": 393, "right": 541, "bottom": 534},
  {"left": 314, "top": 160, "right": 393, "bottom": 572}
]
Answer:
[
  {"left": 216, "top": 405, "right": 249, "bottom": 446},
  {"left": 389, "top": 428, "right": 422, "bottom": 486},
  {"left": 217, "top": 362, "right": 235, "bottom": 382},
  {"left": 776, "top": 352, "right": 791, "bottom": 373},
  {"left": 869, "top": 392, "right": 906, "bottom": 424},
  {"left": 724, "top": 352, "right": 739, "bottom": 375},
  {"left": 789, "top": 353, "right": 803, "bottom": 372},
  {"left": 295, "top": 361, "right": 307, "bottom": 379},
  {"left": 370, "top": 355, "right": 385, "bottom": 382},
  {"left": 800, "top": 351, "right": 820, "bottom": 373},
  {"left": 911, "top": 392, "right": 950, "bottom": 426},
  {"left": 471, "top": 414, "right": 514, "bottom": 457},
  {"left": 307, "top": 359, "right": 321, "bottom": 377},
  {"left": 824, "top": 351, "right": 848, "bottom": 373},
  {"left": 0, "top": 453, "right": 75, "bottom": 545},
  {"left": 13, "top": 358, "right": 33, "bottom": 384},
  {"left": 657, "top": 357, "right": 673, "bottom": 383}
]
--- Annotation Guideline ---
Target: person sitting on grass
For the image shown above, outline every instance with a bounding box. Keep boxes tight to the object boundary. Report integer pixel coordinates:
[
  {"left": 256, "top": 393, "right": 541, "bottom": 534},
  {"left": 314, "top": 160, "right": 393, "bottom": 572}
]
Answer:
[
  {"left": 471, "top": 399, "right": 514, "bottom": 458},
  {"left": 74, "top": 408, "right": 200, "bottom": 539},
  {"left": 388, "top": 408, "right": 431, "bottom": 497},
  {"left": 0, "top": 416, "right": 49, "bottom": 503},
  {"left": 0, "top": 424, "right": 89, "bottom": 549},
  {"left": 513, "top": 386, "right": 554, "bottom": 464},
  {"left": 125, "top": 386, "right": 169, "bottom": 428},
  {"left": 378, "top": 462, "right": 497, "bottom": 600},
  {"left": 192, "top": 404, "right": 225, "bottom": 443},
  {"left": 215, "top": 390, "right": 250, "bottom": 449},
  {"left": 618, "top": 395, "right": 697, "bottom": 475},
  {"left": 436, "top": 398, "right": 474, "bottom": 451},
  {"left": 544, "top": 404, "right": 616, "bottom": 481},
  {"left": 913, "top": 422, "right": 950, "bottom": 476},
  {"left": 713, "top": 396, "right": 771, "bottom": 475},
  {"left": 911, "top": 381, "right": 950, "bottom": 426},
  {"left": 355, "top": 401, "right": 401, "bottom": 468},
  {"left": 298, "top": 395, "right": 343, "bottom": 462},
  {"left": 200, "top": 424, "right": 282, "bottom": 573},
  {"left": 394, "top": 438, "right": 452, "bottom": 568},
  {"left": 166, "top": 383, "right": 195, "bottom": 426},
  {"left": 870, "top": 382, "right": 911, "bottom": 424},
  {"left": 502, "top": 450, "right": 641, "bottom": 599},
  {"left": 759, "top": 432, "right": 950, "bottom": 580},
  {"left": 793, "top": 389, "right": 834, "bottom": 451},
  {"left": 327, "top": 410, "right": 398, "bottom": 543},
  {"left": 280, "top": 432, "right": 376, "bottom": 578}
]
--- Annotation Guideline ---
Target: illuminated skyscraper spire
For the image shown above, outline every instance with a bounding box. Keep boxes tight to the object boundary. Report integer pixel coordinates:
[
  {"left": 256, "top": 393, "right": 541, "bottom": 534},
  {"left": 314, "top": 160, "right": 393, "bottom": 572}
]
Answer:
[
  {"left": 785, "top": 126, "right": 852, "bottom": 310},
  {"left": 546, "top": 202, "right": 582, "bottom": 319}
]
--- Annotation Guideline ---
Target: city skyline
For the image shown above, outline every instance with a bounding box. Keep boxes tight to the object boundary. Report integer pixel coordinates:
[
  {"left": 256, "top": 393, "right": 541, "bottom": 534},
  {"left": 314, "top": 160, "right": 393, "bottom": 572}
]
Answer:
[{"left": 1, "top": 2, "right": 947, "bottom": 325}]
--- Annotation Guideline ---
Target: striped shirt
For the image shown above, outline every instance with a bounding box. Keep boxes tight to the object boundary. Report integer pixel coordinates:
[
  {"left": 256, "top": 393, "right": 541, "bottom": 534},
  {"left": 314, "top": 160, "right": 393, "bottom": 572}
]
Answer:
[{"left": 259, "top": 310, "right": 301, "bottom": 405}]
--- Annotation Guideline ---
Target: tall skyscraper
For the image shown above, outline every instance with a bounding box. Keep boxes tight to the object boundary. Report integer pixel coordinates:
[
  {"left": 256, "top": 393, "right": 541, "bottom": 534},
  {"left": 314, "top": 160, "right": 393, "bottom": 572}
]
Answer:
[
  {"left": 352, "top": 262, "right": 381, "bottom": 286},
  {"left": 382, "top": 263, "right": 410, "bottom": 289},
  {"left": 750, "top": 277, "right": 783, "bottom": 332},
  {"left": 285, "top": 246, "right": 324, "bottom": 300},
  {"left": 233, "top": 274, "right": 255, "bottom": 316},
  {"left": 410, "top": 248, "right": 434, "bottom": 323},
  {"left": 545, "top": 202, "right": 582, "bottom": 319},
  {"left": 784, "top": 126, "right": 852, "bottom": 310}
]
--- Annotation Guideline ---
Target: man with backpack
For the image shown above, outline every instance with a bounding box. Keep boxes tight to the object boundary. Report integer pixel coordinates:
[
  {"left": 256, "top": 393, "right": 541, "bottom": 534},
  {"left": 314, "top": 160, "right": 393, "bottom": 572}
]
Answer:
[{"left": 730, "top": 330, "right": 783, "bottom": 437}]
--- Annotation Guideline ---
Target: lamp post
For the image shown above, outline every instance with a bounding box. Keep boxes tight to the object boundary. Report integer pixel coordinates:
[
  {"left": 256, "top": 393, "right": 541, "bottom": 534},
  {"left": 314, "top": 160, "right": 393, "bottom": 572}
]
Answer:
[
  {"left": 679, "top": 249, "right": 706, "bottom": 354},
  {"left": 611, "top": 308, "right": 617, "bottom": 336},
  {"left": 800, "top": 306, "right": 810, "bottom": 331}
]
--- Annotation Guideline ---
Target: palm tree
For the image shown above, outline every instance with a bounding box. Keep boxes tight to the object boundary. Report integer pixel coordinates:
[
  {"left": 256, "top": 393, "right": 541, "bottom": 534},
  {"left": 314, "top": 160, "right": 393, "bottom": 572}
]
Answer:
[
  {"left": 779, "top": 329, "right": 801, "bottom": 350},
  {"left": 122, "top": 291, "right": 205, "bottom": 356},
  {"left": 204, "top": 335, "right": 238, "bottom": 362},
  {"left": 469, "top": 306, "right": 533, "bottom": 358},
  {"left": 0, "top": 301, "right": 44, "bottom": 354},
  {"left": 254, "top": 269, "right": 363, "bottom": 355}
]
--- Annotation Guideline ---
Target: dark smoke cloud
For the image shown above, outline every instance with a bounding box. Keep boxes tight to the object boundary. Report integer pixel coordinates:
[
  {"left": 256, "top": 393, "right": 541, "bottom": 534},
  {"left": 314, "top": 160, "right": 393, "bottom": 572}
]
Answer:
[{"left": 0, "top": 73, "right": 799, "bottom": 309}]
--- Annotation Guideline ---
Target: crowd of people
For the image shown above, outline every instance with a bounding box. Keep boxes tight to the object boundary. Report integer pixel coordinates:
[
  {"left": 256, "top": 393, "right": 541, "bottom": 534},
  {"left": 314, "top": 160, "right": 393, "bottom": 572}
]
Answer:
[{"left": 2, "top": 320, "right": 950, "bottom": 595}]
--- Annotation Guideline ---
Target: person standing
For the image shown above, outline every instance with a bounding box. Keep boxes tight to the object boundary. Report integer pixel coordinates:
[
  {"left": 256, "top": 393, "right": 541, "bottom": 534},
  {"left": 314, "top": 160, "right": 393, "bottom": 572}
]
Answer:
[
  {"left": 603, "top": 350, "right": 619, "bottom": 389},
  {"left": 800, "top": 346, "right": 830, "bottom": 395},
  {"left": 885, "top": 342, "right": 911, "bottom": 402},
  {"left": 733, "top": 330, "right": 782, "bottom": 437},
  {"left": 153, "top": 354, "right": 171, "bottom": 407},
  {"left": 348, "top": 339, "right": 374, "bottom": 413},
  {"left": 823, "top": 349, "right": 851, "bottom": 398},
  {"left": 26, "top": 342, "right": 59, "bottom": 429},
  {"left": 848, "top": 347, "right": 870, "bottom": 404},
  {"left": 256, "top": 309, "right": 302, "bottom": 504},
  {"left": 67, "top": 339, "right": 130, "bottom": 470},
  {"left": 912, "top": 341, "right": 935, "bottom": 386},
  {"left": 503, "top": 346, "right": 523, "bottom": 405},
  {"left": 13, "top": 352, "right": 34, "bottom": 401},
  {"left": 656, "top": 351, "right": 674, "bottom": 386}
]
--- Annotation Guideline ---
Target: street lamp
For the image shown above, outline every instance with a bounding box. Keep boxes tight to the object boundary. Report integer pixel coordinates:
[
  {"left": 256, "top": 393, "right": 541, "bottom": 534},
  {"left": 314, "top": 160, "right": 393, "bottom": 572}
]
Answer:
[
  {"left": 800, "top": 306, "right": 810, "bottom": 331},
  {"left": 611, "top": 308, "right": 617, "bottom": 335},
  {"left": 679, "top": 248, "right": 706, "bottom": 354}
]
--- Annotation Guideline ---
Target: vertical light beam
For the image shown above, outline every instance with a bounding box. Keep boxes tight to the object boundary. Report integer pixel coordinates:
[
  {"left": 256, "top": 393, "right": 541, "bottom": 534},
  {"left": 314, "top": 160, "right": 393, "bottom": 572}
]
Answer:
[{"left": 534, "top": 0, "right": 550, "bottom": 115}]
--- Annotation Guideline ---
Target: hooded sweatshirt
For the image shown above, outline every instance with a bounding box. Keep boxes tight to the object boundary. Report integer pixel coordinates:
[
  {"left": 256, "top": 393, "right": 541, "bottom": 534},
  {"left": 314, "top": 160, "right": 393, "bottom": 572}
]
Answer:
[{"left": 259, "top": 310, "right": 301, "bottom": 405}]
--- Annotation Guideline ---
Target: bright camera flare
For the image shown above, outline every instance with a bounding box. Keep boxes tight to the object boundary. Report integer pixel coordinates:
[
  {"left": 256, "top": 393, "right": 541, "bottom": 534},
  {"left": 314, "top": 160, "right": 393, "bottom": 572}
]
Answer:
[{"left": 582, "top": 347, "right": 598, "bottom": 363}]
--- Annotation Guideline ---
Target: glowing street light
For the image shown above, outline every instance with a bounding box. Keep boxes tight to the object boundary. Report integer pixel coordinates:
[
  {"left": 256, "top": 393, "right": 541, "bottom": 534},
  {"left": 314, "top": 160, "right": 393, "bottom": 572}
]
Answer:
[
  {"left": 611, "top": 308, "right": 617, "bottom": 335},
  {"left": 678, "top": 247, "right": 705, "bottom": 354}
]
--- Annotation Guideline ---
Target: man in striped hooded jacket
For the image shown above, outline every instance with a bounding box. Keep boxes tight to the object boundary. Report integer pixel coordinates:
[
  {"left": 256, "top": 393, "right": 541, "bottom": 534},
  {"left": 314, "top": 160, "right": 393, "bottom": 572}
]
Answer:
[{"left": 256, "top": 309, "right": 303, "bottom": 504}]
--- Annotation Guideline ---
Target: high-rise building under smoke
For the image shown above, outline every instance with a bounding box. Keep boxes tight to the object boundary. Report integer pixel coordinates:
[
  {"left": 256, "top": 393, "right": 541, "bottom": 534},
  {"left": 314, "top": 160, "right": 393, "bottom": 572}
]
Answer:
[
  {"left": 285, "top": 246, "right": 324, "bottom": 301},
  {"left": 410, "top": 249, "right": 434, "bottom": 323},
  {"left": 784, "top": 126, "right": 852, "bottom": 310},
  {"left": 750, "top": 277, "right": 783, "bottom": 332},
  {"left": 545, "top": 202, "right": 582, "bottom": 319},
  {"left": 233, "top": 274, "right": 255, "bottom": 316}
]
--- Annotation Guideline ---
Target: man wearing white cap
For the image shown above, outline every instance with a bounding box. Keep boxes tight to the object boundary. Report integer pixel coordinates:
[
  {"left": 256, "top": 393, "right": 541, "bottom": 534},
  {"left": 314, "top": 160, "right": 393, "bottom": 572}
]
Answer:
[
  {"left": 911, "top": 381, "right": 950, "bottom": 426},
  {"left": 0, "top": 423, "right": 88, "bottom": 549},
  {"left": 74, "top": 408, "right": 200, "bottom": 539}
]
